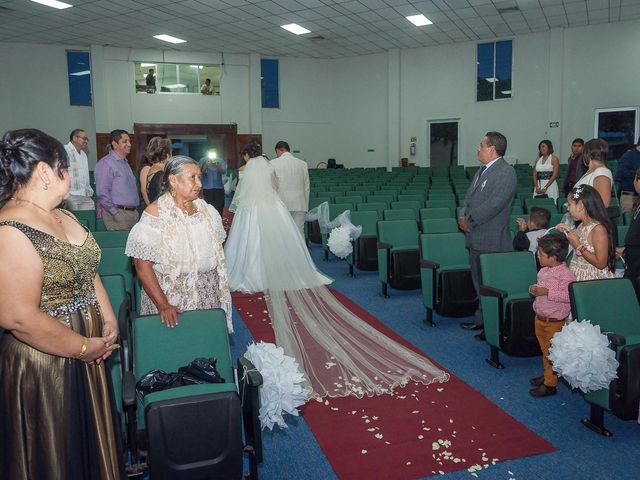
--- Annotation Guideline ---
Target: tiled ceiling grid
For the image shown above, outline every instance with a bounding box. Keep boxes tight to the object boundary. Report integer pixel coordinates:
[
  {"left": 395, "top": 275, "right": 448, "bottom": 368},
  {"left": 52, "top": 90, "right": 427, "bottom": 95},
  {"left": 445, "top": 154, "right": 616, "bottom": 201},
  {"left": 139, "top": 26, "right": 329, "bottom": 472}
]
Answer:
[{"left": 0, "top": 0, "right": 639, "bottom": 58}]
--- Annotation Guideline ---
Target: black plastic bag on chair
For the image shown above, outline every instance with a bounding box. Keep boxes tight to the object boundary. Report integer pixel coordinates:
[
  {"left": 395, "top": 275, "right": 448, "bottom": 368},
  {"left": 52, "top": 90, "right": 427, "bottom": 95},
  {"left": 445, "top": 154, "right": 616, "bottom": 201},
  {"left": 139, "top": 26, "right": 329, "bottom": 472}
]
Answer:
[
  {"left": 135, "top": 369, "right": 183, "bottom": 402},
  {"left": 178, "top": 357, "right": 225, "bottom": 384}
]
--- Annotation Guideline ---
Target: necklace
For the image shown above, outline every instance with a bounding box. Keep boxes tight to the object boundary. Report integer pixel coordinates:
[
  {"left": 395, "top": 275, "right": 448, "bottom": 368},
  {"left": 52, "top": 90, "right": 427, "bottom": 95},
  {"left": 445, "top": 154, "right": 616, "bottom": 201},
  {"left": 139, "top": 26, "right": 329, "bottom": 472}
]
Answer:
[{"left": 12, "top": 197, "right": 62, "bottom": 224}]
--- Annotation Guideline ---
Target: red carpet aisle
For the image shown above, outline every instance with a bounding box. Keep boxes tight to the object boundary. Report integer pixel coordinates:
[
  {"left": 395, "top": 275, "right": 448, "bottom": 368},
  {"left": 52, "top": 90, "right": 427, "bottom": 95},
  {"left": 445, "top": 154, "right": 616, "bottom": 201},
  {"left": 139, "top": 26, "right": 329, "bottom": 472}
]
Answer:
[{"left": 232, "top": 291, "right": 556, "bottom": 480}]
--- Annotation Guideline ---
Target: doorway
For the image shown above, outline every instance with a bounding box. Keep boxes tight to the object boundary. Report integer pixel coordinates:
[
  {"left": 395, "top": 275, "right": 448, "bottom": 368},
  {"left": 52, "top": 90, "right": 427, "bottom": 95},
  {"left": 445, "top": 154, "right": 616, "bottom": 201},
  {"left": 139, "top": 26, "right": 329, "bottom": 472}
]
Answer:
[
  {"left": 427, "top": 120, "right": 459, "bottom": 168},
  {"left": 594, "top": 107, "right": 639, "bottom": 161}
]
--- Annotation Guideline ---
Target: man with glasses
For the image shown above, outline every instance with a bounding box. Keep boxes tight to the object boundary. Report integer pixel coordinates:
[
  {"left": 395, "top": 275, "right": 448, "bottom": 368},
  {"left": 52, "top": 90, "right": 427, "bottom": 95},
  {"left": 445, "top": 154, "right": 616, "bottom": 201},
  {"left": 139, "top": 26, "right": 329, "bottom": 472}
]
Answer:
[
  {"left": 458, "top": 132, "right": 517, "bottom": 340},
  {"left": 64, "top": 129, "right": 95, "bottom": 210}
]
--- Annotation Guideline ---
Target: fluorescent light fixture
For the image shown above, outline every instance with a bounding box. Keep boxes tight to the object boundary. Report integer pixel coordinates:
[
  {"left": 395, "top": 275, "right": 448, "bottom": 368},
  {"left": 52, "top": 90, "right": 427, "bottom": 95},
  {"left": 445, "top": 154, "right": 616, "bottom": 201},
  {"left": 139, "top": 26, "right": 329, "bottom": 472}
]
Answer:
[
  {"left": 406, "top": 14, "right": 432, "bottom": 27},
  {"left": 153, "top": 34, "right": 187, "bottom": 44},
  {"left": 485, "top": 77, "right": 498, "bottom": 82},
  {"left": 280, "top": 24, "right": 311, "bottom": 35},
  {"left": 70, "top": 70, "right": 90, "bottom": 76},
  {"left": 30, "top": 0, "right": 72, "bottom": 9},
  {"left": 190, "top": 65, "right": 204, "bottom": 69},
  {"left": 141, "top": 63, "right": 157, "bottom": 67},
  {"left": 163, "top": 84, "right": 186, "bottom": 89}
]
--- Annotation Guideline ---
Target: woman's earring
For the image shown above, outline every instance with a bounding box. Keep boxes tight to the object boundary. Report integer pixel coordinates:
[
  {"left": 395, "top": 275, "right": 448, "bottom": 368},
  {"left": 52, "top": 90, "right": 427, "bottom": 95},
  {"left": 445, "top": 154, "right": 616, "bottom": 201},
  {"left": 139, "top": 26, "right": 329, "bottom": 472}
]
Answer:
[{"left": 43, "top": 183, "right": 49, "bottom": 190}]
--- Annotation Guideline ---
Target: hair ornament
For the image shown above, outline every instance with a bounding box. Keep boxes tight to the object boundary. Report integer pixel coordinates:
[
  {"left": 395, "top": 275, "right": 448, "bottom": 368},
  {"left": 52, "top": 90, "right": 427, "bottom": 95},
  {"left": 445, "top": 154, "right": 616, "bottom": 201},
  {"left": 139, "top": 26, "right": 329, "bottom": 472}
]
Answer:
[{"left": 573, "top": 186, "right": 584, "bottom": 199}]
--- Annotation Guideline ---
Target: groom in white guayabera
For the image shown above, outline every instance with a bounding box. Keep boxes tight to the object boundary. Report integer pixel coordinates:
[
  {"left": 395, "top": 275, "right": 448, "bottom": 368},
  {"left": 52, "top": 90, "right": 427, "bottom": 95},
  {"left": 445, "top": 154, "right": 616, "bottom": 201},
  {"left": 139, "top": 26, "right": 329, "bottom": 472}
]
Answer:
[{"left": 270, "top": 141, "right": 310, "bottom": 237}]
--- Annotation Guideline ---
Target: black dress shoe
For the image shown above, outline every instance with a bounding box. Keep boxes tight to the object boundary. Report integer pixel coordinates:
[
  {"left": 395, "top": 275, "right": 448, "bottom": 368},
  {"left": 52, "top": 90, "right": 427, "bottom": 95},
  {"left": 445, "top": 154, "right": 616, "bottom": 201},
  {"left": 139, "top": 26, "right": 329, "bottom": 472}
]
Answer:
[
  {"left": 474, "top": 332, "right": 486, "bottom": 341},
  {"left": 529, "top": 375, "right": 544, "bottom": 386},
  {"left": 461, "top": 322, "right": 483, "bottom": 330},
  {"left": 529, "top": 384, "right": 557, "bottom": 397}
]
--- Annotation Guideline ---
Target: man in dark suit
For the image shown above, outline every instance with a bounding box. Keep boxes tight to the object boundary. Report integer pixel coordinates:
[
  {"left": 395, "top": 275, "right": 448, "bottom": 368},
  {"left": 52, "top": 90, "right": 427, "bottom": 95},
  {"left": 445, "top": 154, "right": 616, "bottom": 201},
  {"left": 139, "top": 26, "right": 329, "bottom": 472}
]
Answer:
[{"left": 458, "top": 131, "right": 517, "bottom": 339}]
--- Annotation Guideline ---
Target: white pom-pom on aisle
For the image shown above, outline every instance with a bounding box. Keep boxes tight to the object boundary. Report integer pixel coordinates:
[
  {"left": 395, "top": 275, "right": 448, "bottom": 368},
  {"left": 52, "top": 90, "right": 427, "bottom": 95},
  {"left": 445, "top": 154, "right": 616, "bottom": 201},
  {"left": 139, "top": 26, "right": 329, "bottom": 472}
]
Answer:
[
  {"left": 548, "top": 320, "right": 618, "bottom": 393},
  {"left": 328, "top": 225, "right": 353, "bottom": 259},
  {"left": 244, "top": 342, "right": 311, "bottom": 430}
]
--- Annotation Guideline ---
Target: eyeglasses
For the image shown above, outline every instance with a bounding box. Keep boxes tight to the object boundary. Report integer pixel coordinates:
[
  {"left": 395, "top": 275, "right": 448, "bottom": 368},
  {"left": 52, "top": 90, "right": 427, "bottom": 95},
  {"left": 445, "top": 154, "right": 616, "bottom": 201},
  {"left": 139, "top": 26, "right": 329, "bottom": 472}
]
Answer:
[{"left": 76, "top": 136, "right": 89, "bottom": 141}]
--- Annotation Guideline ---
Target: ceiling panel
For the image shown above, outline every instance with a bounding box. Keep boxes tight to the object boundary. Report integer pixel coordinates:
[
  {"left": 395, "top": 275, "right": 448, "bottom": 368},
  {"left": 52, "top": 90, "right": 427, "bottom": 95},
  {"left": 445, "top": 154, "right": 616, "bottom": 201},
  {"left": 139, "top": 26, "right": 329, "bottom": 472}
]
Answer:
[{"left": 0, "top": 0, "right": 638, "bottom": 58}]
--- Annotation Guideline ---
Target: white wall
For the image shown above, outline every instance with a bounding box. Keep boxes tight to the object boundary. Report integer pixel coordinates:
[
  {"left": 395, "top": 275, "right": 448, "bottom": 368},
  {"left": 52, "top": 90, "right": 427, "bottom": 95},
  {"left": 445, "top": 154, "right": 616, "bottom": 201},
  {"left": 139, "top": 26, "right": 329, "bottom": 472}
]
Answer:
[
  {"left": 261, "top": 57, "right": 334, "bottom": 165},
  {"left": 2, "top": 18, "right": 639, "bottom": 170},
  {"left": 0, "top": 43, "right": 96, "bottom": 163}
]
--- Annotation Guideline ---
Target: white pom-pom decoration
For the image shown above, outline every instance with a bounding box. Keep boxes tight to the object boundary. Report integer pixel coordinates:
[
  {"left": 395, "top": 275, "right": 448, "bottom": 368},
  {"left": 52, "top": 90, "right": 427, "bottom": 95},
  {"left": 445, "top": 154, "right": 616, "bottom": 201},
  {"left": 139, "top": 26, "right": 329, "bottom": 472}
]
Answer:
[
  {"left": 328, "top": 225, "right": 353, "bottom": 259},
  {"left": 548, "top": 320, "right": 618, "bottom": 393},
  {"left": 244, "top": 342, "right": 311, "bottom": 430}
]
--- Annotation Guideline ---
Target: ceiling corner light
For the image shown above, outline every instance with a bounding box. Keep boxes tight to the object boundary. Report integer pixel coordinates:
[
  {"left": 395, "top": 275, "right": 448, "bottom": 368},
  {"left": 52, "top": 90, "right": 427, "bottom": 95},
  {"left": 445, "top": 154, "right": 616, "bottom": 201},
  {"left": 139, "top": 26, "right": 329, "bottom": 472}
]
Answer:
[
  {"left": 406, "top": 14, "right": 432, "bottom": 27},
  {"left": 30, "top": 0, "right": 72, "bottom": 9},
  {"left": 153, "top": 34, "right": 187, "bottom": 44},
  {"left": 280, "top": 24, "right": 311, "bottom": 35}
]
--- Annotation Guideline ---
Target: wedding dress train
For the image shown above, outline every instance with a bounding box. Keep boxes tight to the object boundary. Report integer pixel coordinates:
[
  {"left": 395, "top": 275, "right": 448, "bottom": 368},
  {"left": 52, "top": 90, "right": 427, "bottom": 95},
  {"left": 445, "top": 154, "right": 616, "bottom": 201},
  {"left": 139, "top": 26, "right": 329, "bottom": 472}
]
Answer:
[{"left": 225, "top": 156, "right": 449, "bottom": 398}]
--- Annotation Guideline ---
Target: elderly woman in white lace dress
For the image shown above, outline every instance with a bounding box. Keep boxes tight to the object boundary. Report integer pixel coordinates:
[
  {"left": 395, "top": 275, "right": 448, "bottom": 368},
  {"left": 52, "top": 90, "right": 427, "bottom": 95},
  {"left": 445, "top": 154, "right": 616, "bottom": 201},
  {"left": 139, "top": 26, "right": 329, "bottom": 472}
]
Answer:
[{"left": 125, "top": 155, "right": 232, "bottom": 332}]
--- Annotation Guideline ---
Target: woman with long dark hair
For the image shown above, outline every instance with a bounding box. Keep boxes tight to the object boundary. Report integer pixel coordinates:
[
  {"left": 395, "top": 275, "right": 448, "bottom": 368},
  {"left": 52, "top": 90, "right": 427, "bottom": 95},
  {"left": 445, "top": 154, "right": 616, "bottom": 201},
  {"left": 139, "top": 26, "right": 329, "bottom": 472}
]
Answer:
[
  {"left": 140, "top": 136, "right": 171, "bottom": 205},
  {"left": 557, "top": 184, "right": 616, "bottom": 280},
  {"left": 0, "top": 128, "right": 123, "bottom": 479},
  {"left": 533, "top": 139, "right": 560, "bottom": 201}
]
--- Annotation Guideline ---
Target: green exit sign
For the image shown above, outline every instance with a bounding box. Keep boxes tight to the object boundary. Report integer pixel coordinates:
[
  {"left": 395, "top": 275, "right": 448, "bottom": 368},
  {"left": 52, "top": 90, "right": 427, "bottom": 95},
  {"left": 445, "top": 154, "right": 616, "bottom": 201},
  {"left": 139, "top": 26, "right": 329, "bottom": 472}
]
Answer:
[
  {"left": 549, "top": 122, "right": 559, "bottom": 128},
  {"left": 293, "top": 149, "right": 300, "bottom": 153}
]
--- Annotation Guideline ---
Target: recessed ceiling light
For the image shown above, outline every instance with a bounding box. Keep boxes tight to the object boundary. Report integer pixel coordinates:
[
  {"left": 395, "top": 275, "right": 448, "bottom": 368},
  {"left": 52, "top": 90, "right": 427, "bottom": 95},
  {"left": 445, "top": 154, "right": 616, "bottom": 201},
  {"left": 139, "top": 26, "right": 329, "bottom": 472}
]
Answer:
[
  {"left": 70, "top": 70, "right": 90, "bottom": 76},
  {"left": 153, "top": 34, "right": 187, "bottom": 44},
  {"left": 30, "top": 0, "right": 72, "bottom": 9},
  {"left": 280, "top": 24, "right": 311, "bottom": 35},
  {"left": 406, "top": 14, "right": 432, "bottom": 27}
]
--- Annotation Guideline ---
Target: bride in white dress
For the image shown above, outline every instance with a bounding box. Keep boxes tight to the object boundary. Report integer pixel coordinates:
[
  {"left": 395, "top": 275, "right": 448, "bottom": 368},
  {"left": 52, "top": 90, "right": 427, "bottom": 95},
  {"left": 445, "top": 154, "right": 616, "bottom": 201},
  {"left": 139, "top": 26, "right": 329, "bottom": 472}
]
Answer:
[{"left": 225, "top": 141, "right": 449, "bottom": 399}]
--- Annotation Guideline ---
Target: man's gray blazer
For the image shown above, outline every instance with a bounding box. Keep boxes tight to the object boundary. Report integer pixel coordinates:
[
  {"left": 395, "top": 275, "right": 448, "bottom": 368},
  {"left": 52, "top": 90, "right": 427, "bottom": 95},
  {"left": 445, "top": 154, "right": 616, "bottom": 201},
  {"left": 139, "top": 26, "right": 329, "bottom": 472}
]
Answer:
[{"left": 460, "top": 157, "right": 517, "bottom": 252}]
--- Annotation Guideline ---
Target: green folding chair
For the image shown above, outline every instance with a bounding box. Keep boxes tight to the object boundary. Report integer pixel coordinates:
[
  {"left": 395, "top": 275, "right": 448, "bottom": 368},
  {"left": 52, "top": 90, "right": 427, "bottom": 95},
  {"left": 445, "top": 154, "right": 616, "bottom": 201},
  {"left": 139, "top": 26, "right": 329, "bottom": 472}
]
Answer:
[
  {"left": 570, "top": 278, "right": 640, "bottom": 436},
  {"left": 131, "top": 309, "right": 262, "bottom": 479},
  {"left": 479, "top": 251, "right": 540, "bottom": 369},
  {"left": 376, "top": 220, "right": 420, "bottom": 297},
  {"left": 420, "top": 232, "right": 476, "bottom": 326}
]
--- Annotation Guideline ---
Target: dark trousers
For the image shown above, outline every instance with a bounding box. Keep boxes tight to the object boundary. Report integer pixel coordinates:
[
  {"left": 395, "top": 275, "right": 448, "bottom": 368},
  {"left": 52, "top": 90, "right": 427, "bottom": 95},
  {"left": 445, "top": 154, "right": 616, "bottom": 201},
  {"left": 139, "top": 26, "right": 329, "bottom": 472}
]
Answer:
[
  {"left": 469, "top": 248, "right": 491, "bottom": 327},
  {"left": 203, "top": 188, "right": 225, "bottom": 217}
]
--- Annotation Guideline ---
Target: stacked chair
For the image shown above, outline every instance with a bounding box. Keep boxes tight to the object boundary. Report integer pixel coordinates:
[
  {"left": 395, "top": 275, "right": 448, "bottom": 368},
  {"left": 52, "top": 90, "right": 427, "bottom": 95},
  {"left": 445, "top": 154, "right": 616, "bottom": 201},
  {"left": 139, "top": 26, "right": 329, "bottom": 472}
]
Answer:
[
  {"left": 569, "top": 278, "right": 640, "bottom": 436},
  {"left": 478, "top": 251, "right": 541, "bottom": 369}
]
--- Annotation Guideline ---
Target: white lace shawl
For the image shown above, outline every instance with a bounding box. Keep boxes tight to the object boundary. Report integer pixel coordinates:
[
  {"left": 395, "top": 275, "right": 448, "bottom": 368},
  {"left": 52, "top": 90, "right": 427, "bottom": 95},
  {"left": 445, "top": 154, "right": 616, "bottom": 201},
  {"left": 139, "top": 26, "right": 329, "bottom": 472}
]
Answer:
[{"left": 126, "top": 193, "right": 233, "bottom": 332}]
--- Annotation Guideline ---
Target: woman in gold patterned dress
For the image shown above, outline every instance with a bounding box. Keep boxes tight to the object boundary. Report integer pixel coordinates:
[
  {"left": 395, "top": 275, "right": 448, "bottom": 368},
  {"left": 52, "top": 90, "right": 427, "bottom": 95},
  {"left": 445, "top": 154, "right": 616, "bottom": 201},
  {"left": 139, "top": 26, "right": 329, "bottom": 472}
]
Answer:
[{"left": 0, "top": 129, "right": 124, "bottom": 479}]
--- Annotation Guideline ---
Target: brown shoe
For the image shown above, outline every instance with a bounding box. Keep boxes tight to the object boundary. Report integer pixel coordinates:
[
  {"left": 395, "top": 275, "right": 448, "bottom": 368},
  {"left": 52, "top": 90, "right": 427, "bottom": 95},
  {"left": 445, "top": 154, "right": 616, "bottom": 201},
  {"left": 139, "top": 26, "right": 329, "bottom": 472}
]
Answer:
[
  {"left": 529, "top": 375, "right": 544, "bottom": 386},
  {"left": 529, "top": 384, "right": 557, "bottom": 397}
]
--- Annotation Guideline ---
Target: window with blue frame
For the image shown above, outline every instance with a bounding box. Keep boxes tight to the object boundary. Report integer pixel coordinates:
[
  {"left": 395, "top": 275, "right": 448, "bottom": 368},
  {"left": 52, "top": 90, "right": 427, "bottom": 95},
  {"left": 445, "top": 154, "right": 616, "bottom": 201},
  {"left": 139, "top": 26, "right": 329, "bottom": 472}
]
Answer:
[
  {"left": 67, "top": 51, "right": 92, "bottom": 106},
  {"left": 476, "top": 40, "right": 512, "bottom": 102},
  {"left": 261, "top": 58, "right": 279, "bottom": 108}
]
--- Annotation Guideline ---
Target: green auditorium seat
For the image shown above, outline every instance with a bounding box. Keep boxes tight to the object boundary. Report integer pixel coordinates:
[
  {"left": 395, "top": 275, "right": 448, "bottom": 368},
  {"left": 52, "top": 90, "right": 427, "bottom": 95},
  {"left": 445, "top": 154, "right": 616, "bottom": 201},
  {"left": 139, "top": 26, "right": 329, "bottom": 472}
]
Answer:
[
  {"left": 479, "top": 251, "right": 540, "bottom": 369},
  {"left": 390, "top": 200, "right": 421, "bottom": 217},
  {"left": 70, "top": 209, "right": 96, "bottom": 231},
  {"left": 420, "top": 232, "right": 476, "bottom": 326},
  {"left": 420, "top": 207, "right": 454, "bottom": 220},
  {"left": 98, "top": 247, "right": 134, "bottom": 299},
  {"left": 383, "top": 208, "right": 417, "bottom": 221},
  {"left": 524, "top": 197, "right": 556, "bottom": 213},
  {"left": 356, "top": 202, "right": 386, "bottom": 220},
  {"left": 570, "top": 279, "right": 640, "bottom": 436},
  {"left": 376, "top": 220, "right": 420, "bottom": 297},
  {"left": 421, "top": 218, "right": 459, "bottom": 234},
  {"left": 347, "top": 210, "right": 379, "bottom": 276},
  {"left": 366, "top": 194, "right": 394, "bottom": 207},
  {"left": 131, "top": 309, "right": 262, "bottom": 479},
  {"left": 92, "top": 230, "right": 130, "bottom": 248},
  {"left": 398, "top": 193, "right": 426, "bottom": 204}
]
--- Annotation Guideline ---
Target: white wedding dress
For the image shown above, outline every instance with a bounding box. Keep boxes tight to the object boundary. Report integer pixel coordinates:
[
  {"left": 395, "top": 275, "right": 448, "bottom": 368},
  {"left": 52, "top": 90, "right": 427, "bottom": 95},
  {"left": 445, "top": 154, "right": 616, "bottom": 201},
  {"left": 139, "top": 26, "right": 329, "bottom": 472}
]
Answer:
[{"left": 225, "top": 156, "right": 449, "bottom": 399}]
